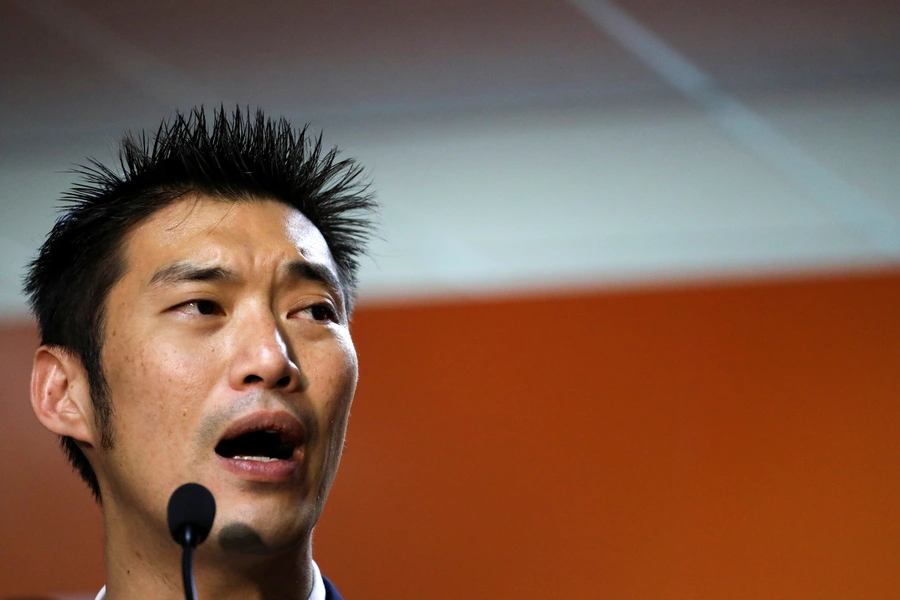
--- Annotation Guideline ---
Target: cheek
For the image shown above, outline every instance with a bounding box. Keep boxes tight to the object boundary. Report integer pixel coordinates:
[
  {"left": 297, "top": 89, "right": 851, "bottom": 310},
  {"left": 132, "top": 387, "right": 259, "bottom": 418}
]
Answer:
[
  {"left": 307, "top": 337, "right": 357, "bottom": 490},
  {"left": 329, "top": 333, "right": 359, "bottom": 406},
  {"left": 309, "top": 334, "right": 358, "bottom": 426},
  {"left": 104, "top": 331, "right": 218, "bottom": 438}
]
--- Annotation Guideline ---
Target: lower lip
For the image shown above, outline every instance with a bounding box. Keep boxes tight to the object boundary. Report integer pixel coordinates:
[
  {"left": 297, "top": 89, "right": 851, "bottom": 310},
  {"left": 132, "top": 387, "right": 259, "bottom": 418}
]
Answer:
[{"left": 216, "top": 452, "right": 303, "bottom": 483}]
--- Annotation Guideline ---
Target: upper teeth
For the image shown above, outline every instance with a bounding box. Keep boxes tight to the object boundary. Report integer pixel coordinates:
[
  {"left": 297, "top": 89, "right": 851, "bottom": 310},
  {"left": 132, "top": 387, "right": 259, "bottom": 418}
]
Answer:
[{"left": 234, "top": 456, "right": 279, "bottom": 462}]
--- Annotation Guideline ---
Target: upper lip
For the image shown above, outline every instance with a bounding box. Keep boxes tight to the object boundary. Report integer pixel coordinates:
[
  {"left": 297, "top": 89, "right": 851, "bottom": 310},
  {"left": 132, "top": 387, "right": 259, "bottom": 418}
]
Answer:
[{"left": 217, "top": 410, "right": 307, "bottom": 448}]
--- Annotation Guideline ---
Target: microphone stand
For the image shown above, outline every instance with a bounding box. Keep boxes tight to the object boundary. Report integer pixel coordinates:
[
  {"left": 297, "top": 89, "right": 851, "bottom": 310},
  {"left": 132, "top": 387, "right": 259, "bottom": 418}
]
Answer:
[
  {"left": 180, "top": 524, "right": 199, "bottom": 600},
  {"left": 167, "top": 483, "right": 216, "bottom": 600}
]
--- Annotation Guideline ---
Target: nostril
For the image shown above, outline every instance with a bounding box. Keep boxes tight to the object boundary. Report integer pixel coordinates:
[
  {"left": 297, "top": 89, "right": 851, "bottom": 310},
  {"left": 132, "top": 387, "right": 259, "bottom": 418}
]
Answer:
[
  {"left": 244, "top": 375, "right": 263, "bottom": 384},
  {"left": 275, "top": 376, "right": 291, "bottom": 388}
]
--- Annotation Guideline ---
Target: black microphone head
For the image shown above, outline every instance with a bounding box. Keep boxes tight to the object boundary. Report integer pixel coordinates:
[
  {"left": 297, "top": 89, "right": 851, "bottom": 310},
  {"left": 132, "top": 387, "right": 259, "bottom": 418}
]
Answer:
[{"left": 167, "top": 482, "right": 216, "bottom": 547}]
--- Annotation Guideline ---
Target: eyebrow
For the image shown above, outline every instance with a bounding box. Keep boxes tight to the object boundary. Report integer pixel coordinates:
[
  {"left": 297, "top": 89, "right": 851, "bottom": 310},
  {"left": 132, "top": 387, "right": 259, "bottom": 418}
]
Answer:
[
  {"left": 147, "top": 259, "right": 345, "bottom": 307},
  {"left": 284, "top": 260, "right": 344, "bottom": 299},
  {"left": 148, "top": 262, "right": 236, "bottom": 287}
]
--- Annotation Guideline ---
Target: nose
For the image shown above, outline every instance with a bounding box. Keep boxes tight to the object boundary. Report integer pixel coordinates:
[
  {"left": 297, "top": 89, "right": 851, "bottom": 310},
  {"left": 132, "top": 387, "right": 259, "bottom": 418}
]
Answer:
[{"left": 229, "top": 308, "right": 304, "bottom": 393}]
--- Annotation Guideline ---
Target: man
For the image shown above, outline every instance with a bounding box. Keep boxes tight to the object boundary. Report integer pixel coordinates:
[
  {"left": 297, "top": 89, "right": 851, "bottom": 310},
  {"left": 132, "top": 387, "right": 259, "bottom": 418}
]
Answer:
[{"left": 24, "top": 107, "right": 377, "bottom": 599}]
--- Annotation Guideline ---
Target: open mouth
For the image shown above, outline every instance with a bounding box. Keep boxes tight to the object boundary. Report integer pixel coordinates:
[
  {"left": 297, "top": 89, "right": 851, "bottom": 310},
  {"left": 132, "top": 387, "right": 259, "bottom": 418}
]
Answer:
[{"left": 215, "top": 430, "right": 297, "bottom": 462}]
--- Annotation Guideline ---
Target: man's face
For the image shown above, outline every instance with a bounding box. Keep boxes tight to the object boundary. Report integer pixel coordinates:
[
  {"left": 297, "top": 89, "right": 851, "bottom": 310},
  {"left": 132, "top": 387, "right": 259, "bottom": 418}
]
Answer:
[{"left": 88, "top": 195, "right": 358, "bottom": 555}]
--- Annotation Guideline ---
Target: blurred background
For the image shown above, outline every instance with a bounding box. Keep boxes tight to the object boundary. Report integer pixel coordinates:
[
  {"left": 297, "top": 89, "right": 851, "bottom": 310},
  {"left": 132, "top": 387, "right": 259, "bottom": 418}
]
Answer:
[{"left": 1, "top": 0, "right": 898, "bottom": 598}]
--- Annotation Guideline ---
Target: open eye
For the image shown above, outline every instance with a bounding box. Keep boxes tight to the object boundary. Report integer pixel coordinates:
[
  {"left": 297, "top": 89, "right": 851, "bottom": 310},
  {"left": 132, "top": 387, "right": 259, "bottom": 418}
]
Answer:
[
  {"left": 177, "top": 299, "right": 224, "bottom": 316},
  {"left": 304, "top": 303, "right": 337, "bottom": 323}
]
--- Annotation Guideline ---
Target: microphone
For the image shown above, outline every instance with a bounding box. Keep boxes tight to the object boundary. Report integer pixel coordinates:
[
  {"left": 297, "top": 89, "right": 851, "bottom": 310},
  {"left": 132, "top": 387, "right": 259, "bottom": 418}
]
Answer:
[{"left": 167, "top": 483, "right": 216, "bottom": 600}]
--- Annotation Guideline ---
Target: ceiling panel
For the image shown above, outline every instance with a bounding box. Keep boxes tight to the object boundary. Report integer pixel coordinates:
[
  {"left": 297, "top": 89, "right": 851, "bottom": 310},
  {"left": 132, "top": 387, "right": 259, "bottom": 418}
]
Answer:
[
  {"left": 737, "top": 85, "right": 900, "bottom": 222},
  {"left": 1, "top": 0, "right": 898, "bottom": 318},
  {"left": 616, "top": 0, "right": 900, "bottom": 87}
]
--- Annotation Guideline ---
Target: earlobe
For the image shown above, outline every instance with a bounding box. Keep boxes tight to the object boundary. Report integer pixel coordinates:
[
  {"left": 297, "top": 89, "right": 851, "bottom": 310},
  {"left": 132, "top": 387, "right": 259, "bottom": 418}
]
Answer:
[{"left": 30, "top": 346, "right": 96, "bottom": 446}]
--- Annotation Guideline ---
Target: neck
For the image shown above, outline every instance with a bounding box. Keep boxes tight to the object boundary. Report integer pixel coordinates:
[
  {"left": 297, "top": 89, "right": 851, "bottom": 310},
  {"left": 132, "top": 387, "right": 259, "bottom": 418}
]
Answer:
[{"left": 102, "top": 511, "right": 314, "bottom": 600}]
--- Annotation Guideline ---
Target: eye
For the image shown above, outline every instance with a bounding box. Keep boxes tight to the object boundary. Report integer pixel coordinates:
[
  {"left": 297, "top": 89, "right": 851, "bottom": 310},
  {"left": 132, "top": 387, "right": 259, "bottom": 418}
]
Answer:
[
  {"left": 304, "top": 303, "right": 337, "bottom": 323},
  {"left": 177, "top": 299, "right": 224, "bottom": 316}
]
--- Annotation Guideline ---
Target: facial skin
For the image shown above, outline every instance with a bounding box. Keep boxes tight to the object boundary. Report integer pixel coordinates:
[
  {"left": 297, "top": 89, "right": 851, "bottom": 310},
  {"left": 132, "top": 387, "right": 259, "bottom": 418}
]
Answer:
[{"left": 32, "top": 195, "right": 358, "bottom": 598}]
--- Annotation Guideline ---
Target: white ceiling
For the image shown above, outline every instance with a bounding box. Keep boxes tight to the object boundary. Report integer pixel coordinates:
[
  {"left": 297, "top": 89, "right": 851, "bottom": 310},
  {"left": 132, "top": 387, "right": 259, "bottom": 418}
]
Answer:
[{"left": 2, "top": 0, "right": 899, "bottom": 317}]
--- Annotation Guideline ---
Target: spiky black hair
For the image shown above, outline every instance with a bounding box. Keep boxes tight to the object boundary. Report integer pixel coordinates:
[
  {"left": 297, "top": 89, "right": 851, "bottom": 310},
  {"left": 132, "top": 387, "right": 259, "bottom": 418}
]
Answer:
[{"left": 24, "top": 106, "right": 377, "bottom": 500}]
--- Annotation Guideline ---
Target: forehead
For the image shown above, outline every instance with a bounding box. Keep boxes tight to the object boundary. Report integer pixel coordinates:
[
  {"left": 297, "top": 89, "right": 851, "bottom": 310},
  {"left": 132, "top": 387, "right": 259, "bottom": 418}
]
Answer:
[{"left": 121, "top": 195, "right": 335, "bottom": 274}]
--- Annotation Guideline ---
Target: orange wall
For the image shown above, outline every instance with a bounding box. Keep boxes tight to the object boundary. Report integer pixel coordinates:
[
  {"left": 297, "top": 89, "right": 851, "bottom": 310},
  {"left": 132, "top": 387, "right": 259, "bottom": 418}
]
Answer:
[{"left": 2, "top": 271, "right": 899, "bottom": 598}]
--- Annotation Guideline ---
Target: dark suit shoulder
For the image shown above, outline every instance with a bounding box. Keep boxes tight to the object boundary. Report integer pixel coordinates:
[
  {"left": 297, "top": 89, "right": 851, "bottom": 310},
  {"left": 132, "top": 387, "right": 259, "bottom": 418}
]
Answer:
[{"left": 323, "top": 575, "right": 344, "bottom": 600}]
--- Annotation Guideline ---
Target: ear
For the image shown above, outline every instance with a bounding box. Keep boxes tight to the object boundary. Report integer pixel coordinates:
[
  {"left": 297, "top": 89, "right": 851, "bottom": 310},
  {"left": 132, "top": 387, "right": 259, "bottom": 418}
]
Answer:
[{"left": 30, "top": 345, "right": 97, "bottom": 446}]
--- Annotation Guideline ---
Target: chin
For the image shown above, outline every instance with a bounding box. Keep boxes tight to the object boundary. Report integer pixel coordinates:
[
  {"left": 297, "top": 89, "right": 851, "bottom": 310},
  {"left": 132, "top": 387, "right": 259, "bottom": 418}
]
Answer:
[
  {"left": 208, "top": 496, "right": 318, "bottom": 557},
  {"left": 212, "top": 521, "right": 308, "bottom": 556}
]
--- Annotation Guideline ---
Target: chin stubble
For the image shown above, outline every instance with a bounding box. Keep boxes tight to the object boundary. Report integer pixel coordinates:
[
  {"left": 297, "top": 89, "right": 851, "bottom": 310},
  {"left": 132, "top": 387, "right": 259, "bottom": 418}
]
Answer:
[{"left": 217, "top": 522, "right": 270, "bottom": 555}]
